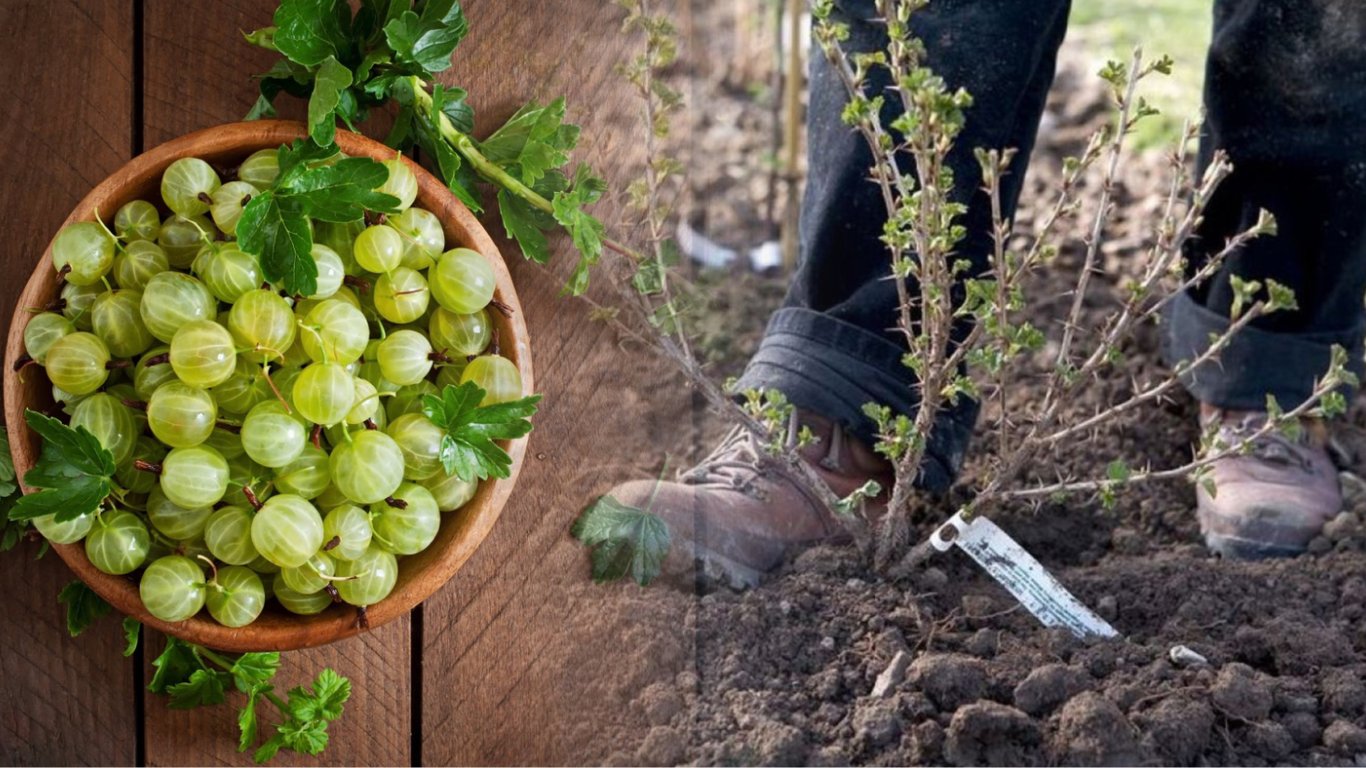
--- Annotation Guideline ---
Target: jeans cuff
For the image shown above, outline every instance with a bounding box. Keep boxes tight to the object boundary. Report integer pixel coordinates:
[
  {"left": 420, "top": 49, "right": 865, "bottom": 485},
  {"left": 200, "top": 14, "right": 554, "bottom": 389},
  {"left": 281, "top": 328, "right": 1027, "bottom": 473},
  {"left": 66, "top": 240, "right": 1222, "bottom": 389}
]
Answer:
[
  {"left": 733, "top": 307, "right": 978, "bottom": 492},
  {"left": 1162, "top": 290, "right": 1366, "bottom": 409}
]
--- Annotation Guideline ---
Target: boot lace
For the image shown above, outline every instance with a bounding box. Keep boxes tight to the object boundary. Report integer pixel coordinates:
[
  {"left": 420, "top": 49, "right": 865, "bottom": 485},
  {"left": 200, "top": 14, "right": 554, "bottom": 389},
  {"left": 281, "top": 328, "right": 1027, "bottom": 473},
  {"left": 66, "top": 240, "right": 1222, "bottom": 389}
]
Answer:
[
  {"left": 1210, "top": 412, "right": 1315, "bottom": 474},
  {"left": 678, "top": 426, "right": 769, "bottom": 495}
]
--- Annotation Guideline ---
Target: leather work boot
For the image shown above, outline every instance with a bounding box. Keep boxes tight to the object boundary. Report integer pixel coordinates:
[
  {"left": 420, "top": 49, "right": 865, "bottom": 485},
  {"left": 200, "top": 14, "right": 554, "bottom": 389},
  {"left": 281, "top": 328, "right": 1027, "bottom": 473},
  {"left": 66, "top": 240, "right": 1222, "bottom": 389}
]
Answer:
[
  {"left": 608, "top": 411, "right": 894, "bottom": 590},
  {"left": 1196, "top": 406, "right": 1342, "bottom": 559}
]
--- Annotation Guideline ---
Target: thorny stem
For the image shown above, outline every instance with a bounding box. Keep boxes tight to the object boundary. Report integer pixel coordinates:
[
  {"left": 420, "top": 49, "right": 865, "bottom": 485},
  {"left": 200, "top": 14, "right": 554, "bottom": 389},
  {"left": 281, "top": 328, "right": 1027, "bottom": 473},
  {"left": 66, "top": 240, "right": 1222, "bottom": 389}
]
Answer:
[
  {"left": 1039, "top": 47, "right": 1145, "bottom": 420},
  {"left": 983, "top": 149, "right": 1014, "bottom": 462},
  {"left": 636, "top": 0, "right": 693, "bottom": 366},
  {"left": 1041, "top": 303, "right": 1270, "bottom": 446},
  {"left": 994, "top": 372, "right": 1340, "bottom": 502}
]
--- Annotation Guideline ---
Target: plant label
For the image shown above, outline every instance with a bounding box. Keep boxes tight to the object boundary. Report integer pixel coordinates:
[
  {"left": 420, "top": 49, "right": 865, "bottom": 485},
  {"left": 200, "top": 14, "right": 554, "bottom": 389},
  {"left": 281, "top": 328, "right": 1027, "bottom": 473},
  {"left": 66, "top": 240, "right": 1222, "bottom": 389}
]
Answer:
[{"left": 929, "top": 511, "right": 1119, "bottom": 640}]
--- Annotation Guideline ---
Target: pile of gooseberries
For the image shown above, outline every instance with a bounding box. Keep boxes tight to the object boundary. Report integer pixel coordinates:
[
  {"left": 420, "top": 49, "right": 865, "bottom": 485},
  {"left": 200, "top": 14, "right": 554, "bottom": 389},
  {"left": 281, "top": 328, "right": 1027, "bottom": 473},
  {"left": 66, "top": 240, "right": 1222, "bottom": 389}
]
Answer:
[{"left": 21, "top": 148, "right": 524, "bottom": 627}]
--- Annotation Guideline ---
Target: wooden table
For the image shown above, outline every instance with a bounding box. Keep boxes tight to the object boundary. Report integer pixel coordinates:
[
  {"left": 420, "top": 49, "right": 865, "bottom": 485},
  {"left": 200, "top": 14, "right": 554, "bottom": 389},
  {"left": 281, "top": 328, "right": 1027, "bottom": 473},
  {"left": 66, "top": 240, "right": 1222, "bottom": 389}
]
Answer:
[{"left": 0, "top": 1, "right": 701, "bottom": 763}]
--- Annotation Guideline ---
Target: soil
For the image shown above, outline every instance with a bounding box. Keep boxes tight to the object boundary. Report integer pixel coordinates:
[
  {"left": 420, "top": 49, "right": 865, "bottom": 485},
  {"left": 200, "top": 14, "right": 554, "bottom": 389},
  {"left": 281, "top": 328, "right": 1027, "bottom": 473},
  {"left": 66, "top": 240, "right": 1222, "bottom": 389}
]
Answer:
[{"left": 559, "top": 6, "right": 1366, "bottom": 767}]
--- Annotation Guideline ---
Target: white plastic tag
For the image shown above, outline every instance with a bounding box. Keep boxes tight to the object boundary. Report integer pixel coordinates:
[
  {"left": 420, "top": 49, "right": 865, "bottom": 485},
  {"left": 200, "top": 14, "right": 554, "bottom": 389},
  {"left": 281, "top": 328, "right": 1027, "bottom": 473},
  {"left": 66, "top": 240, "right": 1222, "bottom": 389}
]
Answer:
[{"left": 929, "top": 511, "right": 1119, "bottom": 640}]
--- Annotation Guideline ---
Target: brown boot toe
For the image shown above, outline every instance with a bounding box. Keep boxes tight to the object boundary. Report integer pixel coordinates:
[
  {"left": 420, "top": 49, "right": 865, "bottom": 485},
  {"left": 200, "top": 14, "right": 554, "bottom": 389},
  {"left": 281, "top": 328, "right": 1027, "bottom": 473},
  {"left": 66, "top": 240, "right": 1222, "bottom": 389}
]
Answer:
[
  {"left": 1196, "top": 408, "right": 1341, "bottom": 559},
  {"left": 603, "top": 414, "right": 892, "bottom": 590}
]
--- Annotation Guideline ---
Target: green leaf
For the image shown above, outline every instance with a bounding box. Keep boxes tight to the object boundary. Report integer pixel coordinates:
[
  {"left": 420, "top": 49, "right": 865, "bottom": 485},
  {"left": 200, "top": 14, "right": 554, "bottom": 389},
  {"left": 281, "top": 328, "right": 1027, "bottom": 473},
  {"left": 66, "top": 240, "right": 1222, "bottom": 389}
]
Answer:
[
  {"left": 231, "top": 652, "right": 282, "bottom": 693},
  {"left": 310, "top": 669, "right": 351, "bottom": 721},
  {"left": 421, "top": 382, "right": 540, "bottom": 482},
  {"left": 834, "top": 480, "right": 882, "bottom": 517},
  {"left": 1106, "top": 459, "right": 1132, "bottom": 483},
  {"left": 167, "top": 668, "right": 229, "bottom": 709},
  {"left": 433, "top": 83, "right": 475, "bottom": 135},
  {"left": 149, "top": 637, "right": 198, "bottom": 693},
  {"left": 383, "top": 0, "right": 469, "bottom": 75},
  {"left": 273, "top": 0, "right": 350, "bottom": 68},
  {"left": 480, "top": 99, "right": 579, "bottom": 185},
  {"left": 276, "top": 138, "right": 343, "bottom": 182},
  {"left": 279, "top": 158, "right": 402, "bottom": 222},
  {"left": 0, "top": 520, "right": 27, "bottom": 552},
  {"left": 238, "top": 191, "right": 317, "bottom": 297},
  {"left": 551, "top": 165, "right": 607, "bottom": 296},
  {"left": 0, "top": 432, "right": 20, "bottom": 534},
  {"left": 0, "top": 431, "right": 18, "bottom": 499},
  {"left": 239, "top": 686, "right": 264, "bottom": 753},
  {"left": 122, "top": 617, "right": 141, "bottom": 657},
  {"left": 57, "top": 580, "right": 112, "bottom": 637},
  {"left": 11, "top": 410, "right": 115, "bottom": 522},
  {"left": 253, "top": 734, "right": 286, "bottom": 764},
  {"left": 497, "top": 190, "right": 552, "bottom": 266},
  {"left": 308, "top": 56, "right": 354, "bottom": 146},
  {"left": 239, "top": 139, "right": 404, "bottom": 296},
  {"left": 278, "top": 718, "right": 330, "bottom": 755},
  {"left": 571, "top": 494, "right": 671, "bottom": 586}
]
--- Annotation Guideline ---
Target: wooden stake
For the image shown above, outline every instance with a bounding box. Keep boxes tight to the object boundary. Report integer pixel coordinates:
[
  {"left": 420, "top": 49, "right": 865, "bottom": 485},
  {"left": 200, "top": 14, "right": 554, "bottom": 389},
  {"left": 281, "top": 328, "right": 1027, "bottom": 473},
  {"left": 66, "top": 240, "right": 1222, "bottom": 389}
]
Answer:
[{"left": 780, "top": 0, "right": 804, "bottom": 271}]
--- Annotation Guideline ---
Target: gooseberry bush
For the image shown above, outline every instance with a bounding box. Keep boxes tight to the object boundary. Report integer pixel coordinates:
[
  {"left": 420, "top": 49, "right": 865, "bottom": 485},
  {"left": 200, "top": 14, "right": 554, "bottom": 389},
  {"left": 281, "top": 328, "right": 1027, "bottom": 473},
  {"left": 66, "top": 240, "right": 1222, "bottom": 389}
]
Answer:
[{"left": 568, "top": 0, "right": 1353, "bottom": 581}]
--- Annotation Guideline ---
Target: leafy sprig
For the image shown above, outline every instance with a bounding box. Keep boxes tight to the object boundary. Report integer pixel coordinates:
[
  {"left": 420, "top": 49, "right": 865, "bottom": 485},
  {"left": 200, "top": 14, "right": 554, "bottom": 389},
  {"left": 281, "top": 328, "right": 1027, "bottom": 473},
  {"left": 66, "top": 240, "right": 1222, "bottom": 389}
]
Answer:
[
  {"left": 58, "top": 581, "right": 113, "bottom": 636},
  {"left": 147, "top": 636, "right": 349, "bottom": 763},
  {"left": 0, "top": 431, "right": 26, "bottom": 551},
  {"left": 245, "top": 0, "right": 610, "bottom": 294},
  {"left": 237, "top": 139, "right": 401, "bottom": 295},
  {"left": 421, "top": 382, "right": 540, "bottom": 481},
  {"left": 55, "top": 587, "right": 351, "bottom": 765},
  {"left": 8, "top": 409, "right": 114, "bottom": 523}
]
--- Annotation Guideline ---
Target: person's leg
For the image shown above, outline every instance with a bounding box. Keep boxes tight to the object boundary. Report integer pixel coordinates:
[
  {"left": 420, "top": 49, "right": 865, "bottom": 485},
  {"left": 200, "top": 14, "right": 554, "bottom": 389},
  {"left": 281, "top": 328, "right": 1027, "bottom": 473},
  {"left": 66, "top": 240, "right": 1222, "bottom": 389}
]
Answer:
[
  {"left": 735, "top": 0, "right": 1072, "bottom": 492},
  {"left": 607, "top": 0, "right": 1071, "bottom": 588},
  {"left": 1163, "top": 0, "right": 1366, "bottom": 557}
]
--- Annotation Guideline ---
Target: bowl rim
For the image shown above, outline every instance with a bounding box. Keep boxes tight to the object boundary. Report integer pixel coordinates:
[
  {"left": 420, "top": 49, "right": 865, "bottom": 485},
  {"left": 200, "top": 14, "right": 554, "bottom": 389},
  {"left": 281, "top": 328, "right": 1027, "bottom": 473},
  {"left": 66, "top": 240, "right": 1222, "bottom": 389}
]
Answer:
[{"left": 3, "top": 120, "right": 534, "bottom": 652}]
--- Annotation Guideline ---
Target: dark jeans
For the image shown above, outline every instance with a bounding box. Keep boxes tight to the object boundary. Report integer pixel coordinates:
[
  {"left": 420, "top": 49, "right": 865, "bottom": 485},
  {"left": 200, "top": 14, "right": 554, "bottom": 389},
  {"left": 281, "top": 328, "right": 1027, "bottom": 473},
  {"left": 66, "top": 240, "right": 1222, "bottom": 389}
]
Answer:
[{"left": 734, "top": 0, "right": 1366, "bottom": 492}]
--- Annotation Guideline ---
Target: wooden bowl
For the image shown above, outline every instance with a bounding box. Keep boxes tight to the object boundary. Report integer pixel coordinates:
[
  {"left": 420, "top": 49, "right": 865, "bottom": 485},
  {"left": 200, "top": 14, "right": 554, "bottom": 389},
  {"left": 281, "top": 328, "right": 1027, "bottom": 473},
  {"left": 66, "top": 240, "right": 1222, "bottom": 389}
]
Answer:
[{"left": 3, "top": 121, "right": 534, "bottom": 652}]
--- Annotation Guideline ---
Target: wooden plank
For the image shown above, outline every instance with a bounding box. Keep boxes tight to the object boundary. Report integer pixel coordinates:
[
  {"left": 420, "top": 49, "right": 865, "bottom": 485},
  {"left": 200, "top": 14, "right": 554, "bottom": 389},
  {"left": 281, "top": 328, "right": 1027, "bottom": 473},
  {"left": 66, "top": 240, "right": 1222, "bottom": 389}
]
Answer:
[
  {"left": 140, "top": 1, "right": 412, "bottom": 764},
  {"left": 0, "top": 1, "right": 139, "bottom": 765},
  {"left": 421, "top": 1, "right": 702, "bottom": 763}
]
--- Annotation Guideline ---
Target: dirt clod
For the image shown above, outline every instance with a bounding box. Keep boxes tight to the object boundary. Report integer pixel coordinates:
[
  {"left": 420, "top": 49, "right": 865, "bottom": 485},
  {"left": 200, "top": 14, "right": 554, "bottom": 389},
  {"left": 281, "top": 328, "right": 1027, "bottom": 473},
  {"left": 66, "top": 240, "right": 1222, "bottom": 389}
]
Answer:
[
  {"left": 639, "top": 682, "right": 684, "bottom": 725},
  {"left": 1244, "top": 721, "right": 1296, "bottom": 762},
  {"left": 851, "top": 700, "right": 902, "bottom": 749},
  {"left": 1133, "top": 697, "right": 1214, "bottom": 765},
  {"left": 907, "top": 719, "right": 945, "bottom": 764},
  {"left": 1280, "top": 711, "right": 1323, "bottom": 749},
  {"left": 1320, "top": 667, "right": 1366, "bottom": 715},
  {"left": 907, "top": 653, "right": 987, "bottom": 711},
  {"left": 1322, "top": 719, "right": 1366, "bottom": 756},
  {"left": 1324, "top": 511, "right": 1364, "bottom": 542},
  {"left": 1050, "top": 691, "right": 1143, "bottom": 766},
  {"left": 635, "top": 726, "right": 686, "bottom": 767},
  {"left": 747, "top": 719, "right": 808, "bottom": 765},
  {"left": 1211, "top": 663, "right": 1274, "bottom": 722},
  {"left": 943, "top": 701, "right": 1040, "bottom": 766},
  {"left": 1013, "top": 663, "right": 1092, "bottom": 716}
]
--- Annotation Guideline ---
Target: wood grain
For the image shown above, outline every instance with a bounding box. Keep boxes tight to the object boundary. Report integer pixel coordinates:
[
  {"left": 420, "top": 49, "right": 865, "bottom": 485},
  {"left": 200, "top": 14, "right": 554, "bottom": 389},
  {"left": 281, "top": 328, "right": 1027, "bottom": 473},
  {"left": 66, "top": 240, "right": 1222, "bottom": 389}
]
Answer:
[
  {"left": 0, "top": 1, "right": 139, "bottom": 765},
  {"left": 140, "top": 2, "right": 413, "bottom": 763},
  {"left": 420, "top": 1, "right": 702, "bottom": 763}
]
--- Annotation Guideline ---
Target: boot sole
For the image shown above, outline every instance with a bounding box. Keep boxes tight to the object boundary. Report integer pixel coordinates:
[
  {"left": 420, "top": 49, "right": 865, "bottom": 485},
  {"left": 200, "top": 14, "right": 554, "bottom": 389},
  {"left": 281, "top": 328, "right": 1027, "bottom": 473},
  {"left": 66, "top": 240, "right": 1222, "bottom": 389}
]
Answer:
[
  {"left": 693, "top": 544, "right": 765, "bottom": 591},
  {"left": 1203, "top": 531, "right": 1305, "bottom": 560}
]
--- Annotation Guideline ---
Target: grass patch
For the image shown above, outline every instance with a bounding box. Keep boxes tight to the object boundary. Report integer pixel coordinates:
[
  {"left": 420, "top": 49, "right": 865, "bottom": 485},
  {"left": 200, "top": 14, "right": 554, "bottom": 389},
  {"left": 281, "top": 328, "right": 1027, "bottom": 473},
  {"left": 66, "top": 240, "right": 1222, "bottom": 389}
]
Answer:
[{"left": 1068, "top": 1, "right": 1211, "bottom": 148}]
